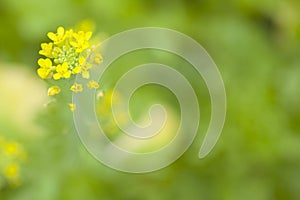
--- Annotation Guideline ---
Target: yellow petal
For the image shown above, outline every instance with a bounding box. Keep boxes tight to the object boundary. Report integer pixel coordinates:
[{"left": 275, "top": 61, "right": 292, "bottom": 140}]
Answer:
[
  {"left": 47, "top": 32, "right": 56, "bottom": 41},
  {"left": 66, "top": 29, "right": 74, "bottom": 37},
  {"left": 85, "top": 32, "right": 92, "bottom": 40},
  {"left": 39, "top": 43, "right": 53, "bottom": 57},
  {"left": 53, "top": 73, "right": 61, "bottom": 80},
  {"left": 72, "top": 32, "right": 80, "bottom": 40},
  {"left": 57, "top": 26, "right": 65, "bottom": 35},
  {"left": 37, "top": 68, "right": 51, "bottom": 79},
  {"left": 79, "top": 57, "right": 86, "bottom": 65},
  {"left": 61, "top": 62, "right": 69, "bottom": 70},
  {"left": 72, "top": 66, "right": 81, "bottom": 74},
  {"left": 45, "top": 58, "right": 52, "bottom": 67},
  {"left": 63, "top": 71, "right": 71, "bottom": 79},
  {"left": 70, "top": 41, "right": 78, "bottom": 47},
  {"left": 38, "top": 58, "right": 52, "bottom": 68},
  {"left": 37, "top": 58, "right": 45, "bottom": 68},
  {"left": 38, "top": 50, "right": 46, "bottom": 56}
]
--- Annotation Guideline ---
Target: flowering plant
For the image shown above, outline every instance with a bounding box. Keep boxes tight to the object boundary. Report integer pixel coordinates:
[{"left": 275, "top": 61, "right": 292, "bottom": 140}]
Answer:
[{"left": 37, "top": 26, "right": 102, "bottom": 111}]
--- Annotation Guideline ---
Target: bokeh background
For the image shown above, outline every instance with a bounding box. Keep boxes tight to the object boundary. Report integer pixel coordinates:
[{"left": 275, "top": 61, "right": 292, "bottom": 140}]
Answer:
[{"left": 0, "top": 0, "right": 300, "bottom": 199}]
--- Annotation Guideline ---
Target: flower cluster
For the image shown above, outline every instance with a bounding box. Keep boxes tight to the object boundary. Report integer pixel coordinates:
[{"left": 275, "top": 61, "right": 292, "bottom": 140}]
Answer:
[
  {"left": 0, "top": 136, "right": 26, "bottom": 189},
  {"left": 37, "top": 26, "right": 94, "bottom": 80},
  {"left": 37, "top": 26, "right": 102, "bottom": 111}
]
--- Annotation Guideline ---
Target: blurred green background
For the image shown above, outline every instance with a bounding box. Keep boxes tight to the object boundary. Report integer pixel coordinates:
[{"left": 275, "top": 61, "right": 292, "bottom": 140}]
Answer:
[{"left": 1, "top": 0, "right": 300, "bottom": 199}]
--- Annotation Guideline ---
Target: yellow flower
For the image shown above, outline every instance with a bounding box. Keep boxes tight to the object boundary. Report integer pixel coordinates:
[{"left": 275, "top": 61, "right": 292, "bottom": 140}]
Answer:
[
  {"left": 37, "top": 26, "right": 103, "bottom": 112},
  {"left": 69, "top": 103, "right": 76, "bottom": 111},
  {"left": 4, "top": 142, "right": 19, "bottom": 156},
  {"left": 53, "top": 62, "right": 71, "bottom": 80},
  {"left": 70, "top": 83, "right": 83, "bottom": 92},
  {"left": 94, "top": 53, "right": 103, "bottom": 64},
  {"left": 39, "top": 43, "right": 53, "bottom": 58},
  {"left": 47, "top": 86, "right": 61, "bottom": 96},
  {"left": 3, "top": 163, "right": 19, "bottom": 179},
  {"left": 47, "top": 26, "right": 66, "bottom": 45},
  {"left": 70, "top": 31, "right": 92, "bottom": 52},
  {"left": 37, "top": 58, "right": 53, "bottom": 79},
  {"left": 87, "top": 80, "right": 99, "bottom": 89}
]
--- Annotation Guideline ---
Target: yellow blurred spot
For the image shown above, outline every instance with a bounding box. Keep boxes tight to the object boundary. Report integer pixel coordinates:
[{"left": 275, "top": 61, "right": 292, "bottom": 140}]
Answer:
[
  {"left": 76, "top": 19, "right": 96, "bottom": 32},
  {"left": 70, "top": 83, "right": 83, "bottom": 92},
  {"left": 3, "top": 164, "right": 19, "bottom": 179},
  {"left": 4, "top": 142, "right": 19, "bottom": 156},
  {"left": 94, "top": 53, "right": 103, "bottom": 64},
  {"left": 97, "top": 91, "right": 104, "bottom": 100},
  {"left": 0, "top": 136, "right": 5, "bottom": 145},
  {"left": 69, "top": 103, "right": 76, "bottom": 111},
  {"left": 87, "top": 80, "right": 99, "bottom": 89}
]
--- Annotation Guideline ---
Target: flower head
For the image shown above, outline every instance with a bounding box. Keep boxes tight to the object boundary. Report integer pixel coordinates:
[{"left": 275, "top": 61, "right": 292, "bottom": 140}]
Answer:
[
  {"left": 38, "top": 26, "right": 97, "bottom": 81},
  {"left": 37, "top": 25, "right": 103, "bottom": 111}
]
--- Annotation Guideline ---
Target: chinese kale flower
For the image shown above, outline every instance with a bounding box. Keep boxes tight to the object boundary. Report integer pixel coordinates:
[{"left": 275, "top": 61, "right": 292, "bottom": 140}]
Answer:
[{"left": 37, "top": 26, "right": 102, "bottom": 111}]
